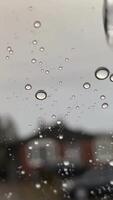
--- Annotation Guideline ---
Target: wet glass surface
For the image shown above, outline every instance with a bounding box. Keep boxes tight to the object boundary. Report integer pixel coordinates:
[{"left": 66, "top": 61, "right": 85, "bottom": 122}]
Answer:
[{"left": 0, "top": 0, "right": 113, "bottom": 200}]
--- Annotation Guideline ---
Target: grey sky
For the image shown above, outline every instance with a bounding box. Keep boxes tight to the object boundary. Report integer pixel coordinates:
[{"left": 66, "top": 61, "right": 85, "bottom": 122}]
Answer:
[{"left": 0, "top": 0, "right": 113, "bottom": 138}]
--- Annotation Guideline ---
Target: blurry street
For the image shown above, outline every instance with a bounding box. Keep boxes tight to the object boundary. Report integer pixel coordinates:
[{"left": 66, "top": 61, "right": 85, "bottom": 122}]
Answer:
[{"left": 0, "top": 179, "right": 63, "bottom": 200}]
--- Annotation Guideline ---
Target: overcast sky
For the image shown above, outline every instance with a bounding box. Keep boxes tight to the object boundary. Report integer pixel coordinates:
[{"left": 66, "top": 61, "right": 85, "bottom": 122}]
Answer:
[{"left": 0, "top": 0, "right": 113, "bottom": 138}]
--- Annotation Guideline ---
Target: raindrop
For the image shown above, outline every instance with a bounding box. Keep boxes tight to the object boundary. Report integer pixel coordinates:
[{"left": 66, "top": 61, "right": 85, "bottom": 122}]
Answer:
[
  {"left": 39, "top": 61, "right": 43, "bottom": 65},
  {"left": 5, "top": 56, "right": 9, "bottom": 60},
  {"left": 110, "top": 74, "right": 113, "bottom": 82},
  {"left": 25, "top": 84, "right": 32, "bottom": 90},
  {"left": 95, "top": 67, "right": 109, "bottom": 80},
  {"left": 41, "top": 69, "right": 44, "bottom": 73},
  {"left": 39, "top": 47, "right": 45, "bottom": 52},
  {"left": 35, "top": 183, "right": 41, "bottom": 189},
  {"left": 71, "top": 95, "right": 76, "bottom": 99},
  {"left": 34, "top": 141, "right": 38, "bottom": 145},
  {"left": 76, "top": 106, "right": 80, "bottom": 110},
  {"left": 109, "top": 161, "right": 113, "bottom": 166},
  {"left": 28, "top": 146, "right": 33, "bottom": 150},
  {"left": 35, "top": 90, "right": 47, "bottom": 100},
  {"left": 59, "top": 135, "right": 63, "bottom": 140},
  {"left": 110, "top": 181, "right": 113, "bottom": 185},
  {"left": 57, "top": 120, "right": 61, "bottom": 125},
  {"left": 32, "top": 40, "right": 38, "bottom": 45},
  {"left": 7, "top": 46, "right": 12, "bottom": 51},
  {"left": 33, "top": 20, "right": 41, "bottom": 28},
  {"left": 58, "top": 66, "right": 63, "bottom": 70},
  {"left": 65, "top": 58, "right": 69, "bottom": 62},
  {"left": 52, "top": 114, "right": 56, "bottom": 119},
  {"left": 43, "top": 180, "right": 47, "bottom": 184},
  {"left": 101, "top": 103, "right": 109, "bottom": 109},
  {"left": 45, "top": 70, "right": 50, "bottom": 74},
  {"left": 46, "top": 143, "right": 50, "bottom": 147},
  {"left": 59, "top": 81, "right": 62, "bottom": 85},
  {"left": 9, "top": 50, "right": 13, "bottom": 55},
  {"left": 64, "top": 161, "right": 70, "bottom": 166},
  {"left": 83, "top": 82, "right": 91, "bottom": 89},
  {"left": 31, "top": 58, "right": 37, "bottom": 64},
  {"left": 100, "top": 95, "right": 106, "bottom": 100},
  {"left": 21, "top": 170, "right": 25, "bottom": 175},
  {"left": 53, "top": 189, "right": 57, "bottom": 194}
]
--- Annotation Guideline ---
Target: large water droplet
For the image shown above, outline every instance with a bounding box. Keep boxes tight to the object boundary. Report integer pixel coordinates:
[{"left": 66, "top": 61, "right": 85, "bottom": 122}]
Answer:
[
  {"left": 25, "top": 84, "right": 32, "bottom": 90},
  {"left": 35, "top": 90, "right": 47, "bottom": 100},
  {"left": 101, "top": 103, "right": 109, "bottom": 109},
  {"left": 95, "top": 67, "right": 109, "bottom": 80},
  {"left": 34, "top": 21, "right": 41, "bottom": 28},
  {"left": 110, "top": 74, "right": 113, "bottom": 82},
  {"left": 83, "top": 82, "right": 91, "bottom": 89}
]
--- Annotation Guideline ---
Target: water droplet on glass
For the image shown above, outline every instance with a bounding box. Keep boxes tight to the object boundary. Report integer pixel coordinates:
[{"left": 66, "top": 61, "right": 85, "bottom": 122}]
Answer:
[
  {"left": 58, "top": 66, "right": 63, "bottom": 70},
  {"left": 21, "top": 170, "right": 25, "bottom": 175},
  {"left": 110, "top": 181, "right": 113, "bottom": 185},
  {"left": 33, "top": 21, "right": 41, "bottom": 28},
  {"left": 76, "top": 106, "right": 80, "bottom": 110},
  {"left": 59, "top": 81, "right": 62, "bottom": 85},
  {"left": 35, "top": 90, "right": 47, "bottom": 100},
  {"left": 28, "top": 146, "right": 33, "bottom": 150},
  {"left": 100, "top": 95, "right": 106, "bottom": 100},
  {"left": 71, "top": 95, "right": 76, "bottom": 100},
  {"left": 95, "top": 67, "right": 109, "bottom": 80},
  {"left": 52, "top": 114, "right": 56, "bottom": 119},
  {"left": 53, "top": 189, "right": 57, "bottom": 194},
  {"left": 43, "top": 180, "right": 47, "bottom": 184},
  {"left": 41, "top": 69, "right": 44, "bottom": 73},
  {"left": 5, "top": 56, "right": 9, "bottom": 60},
  {"left": 35, "top": 183, "right": 41, "bottom": 189},
  {"left": 9, "top": 50, "right": 13, "bottom": 55},
  {"left": 109, "top": 161, "right": 113, "bottom": 166},
  {"left": 110, "top": 74, "right": 113, "bottom": 82},
  {"left": 83, "top": 82, "right": 91, "bottom": 89},
  {"left": 59, "top": 135, "right": 63, "bottom": 140},
  {"left": 64, "top": 161, "right": 70, "bottom": 166},
  {"left": 31, "top": 58, "right": 37, "bottom": 64},
  {"left": 101, "top": 103, "right": 109, "bottom": 109},
  {"left": 34, "top": 140, "right": 38, "bottom": 145},
  {"left": 39, "top": 61, "right": 43, "bottom": 65},
  {"left": 40, "top": 47, "right": 45, "bottom": 52},
  {"left": 65, "top": 58, "right": 69, "bottom": 62},
  {"left": 57, "top": 120, "right": 61, "bottom": 125},
  {"left": 7, "top": 46, "right": 12, "bottom": 51},
  {"left": 32, "top": 40, "right": 38, "bottom": 45},
  {"left": 45, "top": 70, "right": 49, "bottom": 74},
  {"left": 25, "top": 84, "right": 32, "bottom": 90}
]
